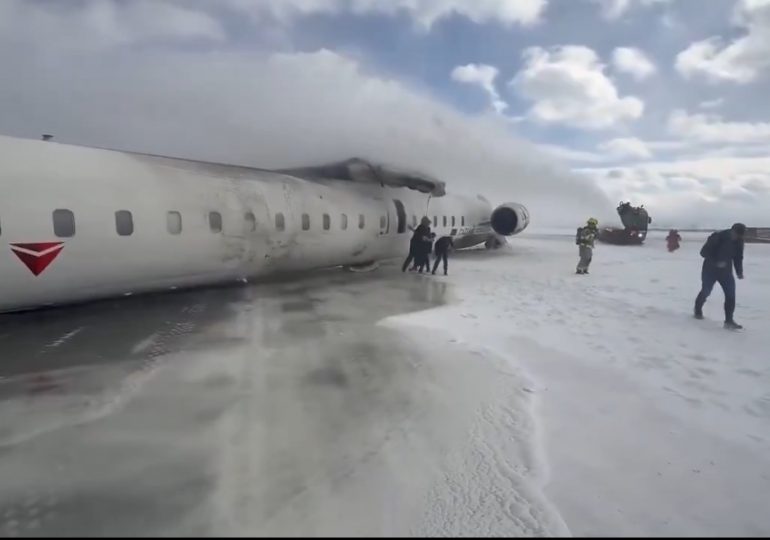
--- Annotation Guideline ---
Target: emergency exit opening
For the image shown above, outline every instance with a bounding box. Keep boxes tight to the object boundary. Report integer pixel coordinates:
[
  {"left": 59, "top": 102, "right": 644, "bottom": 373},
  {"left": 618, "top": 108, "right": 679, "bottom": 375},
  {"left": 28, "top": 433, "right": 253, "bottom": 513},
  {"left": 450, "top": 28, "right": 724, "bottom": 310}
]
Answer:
[{"left": 393, "top": 199, "right": 407, "bottom": 234}]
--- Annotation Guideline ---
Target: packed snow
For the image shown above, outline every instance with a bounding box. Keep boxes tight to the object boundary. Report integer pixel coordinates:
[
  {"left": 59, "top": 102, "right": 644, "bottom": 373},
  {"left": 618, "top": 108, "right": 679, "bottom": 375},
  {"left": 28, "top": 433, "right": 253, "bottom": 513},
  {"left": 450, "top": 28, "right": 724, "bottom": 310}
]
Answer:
[
  {"left": 384, "top": 230, "right": 770, "bottom": 536},
  {"left": 1, "top": 232, "right": 768, "bottom": 537}
]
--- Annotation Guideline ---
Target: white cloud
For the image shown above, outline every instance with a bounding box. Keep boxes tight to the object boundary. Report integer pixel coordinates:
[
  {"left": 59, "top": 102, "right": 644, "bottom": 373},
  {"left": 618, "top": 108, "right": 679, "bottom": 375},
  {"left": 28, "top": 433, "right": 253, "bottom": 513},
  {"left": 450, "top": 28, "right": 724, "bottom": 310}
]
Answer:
[
  {"left": 0, "top": 45, "right": 608, "bottom": 228},
  {"left": 535, "top": 144, "right": 606, "bottom": 163},
  {"left": 675, "top": 38, "right": 758, "bottom": 84},
  {"left": 224, "top": 0, "right": 548, "bottom": 28},
  {"left": 643, "top": 139, "right": 692, "bottom": 152},
  {"left": 510, "top": 45, "right": 644, "bottom": 130},
  {"left": 612, "top": 47, "right": 657, "bottom": 80},
  {"left": 0, "top": 0, "right": 226, "bottom": 49},
  {"left": 742, "top": 175, "right": 770, "bottom": 193},
  {"left": 598, "top": 137, "right": 653, "bottom": 159},
  {"left": 675, "top": 0, "right": 770, "bottom": 83},
  {"left": 451, "top": 63, "right": 508, "bottom": 113},
  {"left": 539, "top": 137, "right": 689, "bottom": 167},
  {"left": 580, "top": 155, "right": 770, "bottom": 227},
  {"left": 0, "top": 0, "right": 548, "bottom": 50},
  {"left": 699, "top": 98, "right": 724, "bottom": 109},
  {"left": 591, "top": 0, "right": 674, "bottom": 20},
  {"left": 668, "top": 109, "right": 770, "bottom": 144}
]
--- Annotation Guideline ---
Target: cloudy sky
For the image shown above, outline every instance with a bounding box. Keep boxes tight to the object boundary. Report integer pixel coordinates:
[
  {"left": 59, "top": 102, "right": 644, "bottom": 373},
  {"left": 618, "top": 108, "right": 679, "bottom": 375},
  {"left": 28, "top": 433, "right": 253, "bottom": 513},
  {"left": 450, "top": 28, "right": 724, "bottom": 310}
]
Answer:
[{"left": 1, "top": 0, "right": 769, "bottom": 228}]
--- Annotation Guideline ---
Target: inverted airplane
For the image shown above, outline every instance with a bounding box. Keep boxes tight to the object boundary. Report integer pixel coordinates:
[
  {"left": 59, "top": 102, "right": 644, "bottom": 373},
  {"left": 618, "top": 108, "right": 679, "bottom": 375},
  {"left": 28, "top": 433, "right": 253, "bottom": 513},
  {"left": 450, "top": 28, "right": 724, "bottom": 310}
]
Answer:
[{"left": 0, "top": 135, "right": 529, "bottom": 313}]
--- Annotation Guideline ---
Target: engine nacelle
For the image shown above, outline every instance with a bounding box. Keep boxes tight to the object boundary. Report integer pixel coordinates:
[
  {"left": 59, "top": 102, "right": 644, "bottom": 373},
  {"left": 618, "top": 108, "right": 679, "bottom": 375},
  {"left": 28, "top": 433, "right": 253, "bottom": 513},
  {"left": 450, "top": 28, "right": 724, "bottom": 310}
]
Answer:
[{"left": 490, "top": 203, "right": 530, "bottom": 236}]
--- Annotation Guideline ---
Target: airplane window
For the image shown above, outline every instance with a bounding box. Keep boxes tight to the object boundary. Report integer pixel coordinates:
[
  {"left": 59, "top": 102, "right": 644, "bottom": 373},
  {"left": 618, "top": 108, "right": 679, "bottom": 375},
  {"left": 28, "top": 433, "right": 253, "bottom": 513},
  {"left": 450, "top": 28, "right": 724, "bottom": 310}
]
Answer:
[
  {"left": 53, "top": 209, "right": 75, "bottom": 237},
  {"left": 359, "top": 214, "right": 365, "bottom": 229},
  {"left": 443, "top": 216, "right": 447, "bottom": 227},
  {"left": 115, "top": 210, "right": 133, "bottom": 236},
  {"left": 462, "top": 216, "right": 465, "bottom": 226},
  {"left": 433, "top": 216, "right": 437, "bottom": 227},
  {"left": 452, "top": 216, "right": 456, "bottom": 227},
  {"left": 302, "top": 213, "right": 310, "bottom": 231},
  {"left": 412, "top": 215, "right": 417, "bottom": 228},
  {"left": 245, "top": 212, "right": 256, "bottom": 232},
  {"left": 323, "top": 213, "right": 331, "bottom": 231},
  {"left": 209, "top": 212, "right": 223, "bottom": 233},
  {"left": 167, "top": 211, "right": 182, "bottom": 235},
  {"left": 380, "top": 216, "right": 386, "bottom": 229},
  {"left": 275, "top": 213, "right": 285, "bottom": 231},
  {"left": 341, "top": 214, "right": 348, "bottom": 230}
]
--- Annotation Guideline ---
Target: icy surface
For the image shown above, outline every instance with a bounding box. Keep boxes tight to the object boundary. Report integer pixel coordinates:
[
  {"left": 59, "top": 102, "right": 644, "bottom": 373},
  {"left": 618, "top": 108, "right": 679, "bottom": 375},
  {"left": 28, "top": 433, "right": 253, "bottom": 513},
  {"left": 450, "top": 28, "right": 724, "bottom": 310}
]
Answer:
[
  {"left": 0, "top": 269, "right": 565, "bottom": 536},
  {"left": 1, "top": 233, "right": 768, "bottom": 536},
  {"left": 385, "top": 231, "right": 770, "bottom": 536}
]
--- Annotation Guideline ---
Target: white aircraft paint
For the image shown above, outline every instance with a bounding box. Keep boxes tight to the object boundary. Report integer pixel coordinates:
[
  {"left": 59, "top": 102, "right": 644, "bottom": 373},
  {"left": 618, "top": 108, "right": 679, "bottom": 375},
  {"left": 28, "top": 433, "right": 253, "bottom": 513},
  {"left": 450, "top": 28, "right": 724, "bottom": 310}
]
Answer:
[{"left": 0, "top": 135, "right": 529, "bottom": 313}]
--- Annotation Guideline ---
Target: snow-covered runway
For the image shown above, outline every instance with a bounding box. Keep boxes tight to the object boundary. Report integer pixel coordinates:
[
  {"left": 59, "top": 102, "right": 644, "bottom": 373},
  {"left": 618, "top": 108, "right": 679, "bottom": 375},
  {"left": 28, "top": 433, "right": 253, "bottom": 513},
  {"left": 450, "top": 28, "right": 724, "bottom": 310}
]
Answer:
[
  {"left": 387, "top": 231, "right": 770, "bottom": 536},
  {"left": 1, "top": 232, "right": 768, "bottom": 536}
]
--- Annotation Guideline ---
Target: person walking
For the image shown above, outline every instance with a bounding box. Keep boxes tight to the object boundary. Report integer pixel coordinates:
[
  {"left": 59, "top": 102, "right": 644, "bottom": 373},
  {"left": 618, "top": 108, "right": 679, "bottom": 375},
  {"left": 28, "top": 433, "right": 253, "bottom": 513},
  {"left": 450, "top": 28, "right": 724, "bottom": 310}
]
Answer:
[
  {"left": 666, "top": 229, "right": 682, "bottom": 252},
  {"left": 576, "top": 218, "right": 599, "bottom": 275},
  {"left": 694, "top": 223, "right": 746, "bottom": 330},
  {"left": 432, "top": 235, "right": 454, "bottom": 275}
]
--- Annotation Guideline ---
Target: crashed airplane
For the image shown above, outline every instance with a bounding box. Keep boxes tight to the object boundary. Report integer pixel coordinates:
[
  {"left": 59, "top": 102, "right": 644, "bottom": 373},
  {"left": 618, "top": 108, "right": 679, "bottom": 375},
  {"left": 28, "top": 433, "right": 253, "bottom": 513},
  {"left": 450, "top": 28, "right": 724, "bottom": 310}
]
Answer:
[{"left": 0, "top": 135, "right": 529, "bottom": 313}]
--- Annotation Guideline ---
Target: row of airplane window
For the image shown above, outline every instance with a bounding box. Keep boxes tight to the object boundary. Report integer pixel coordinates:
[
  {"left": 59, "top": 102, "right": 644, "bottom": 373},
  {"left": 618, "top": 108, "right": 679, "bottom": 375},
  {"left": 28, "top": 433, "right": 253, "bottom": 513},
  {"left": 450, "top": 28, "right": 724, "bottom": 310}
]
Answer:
[{"left": 5, "top": 210, "right": 464, "bottom": 238}]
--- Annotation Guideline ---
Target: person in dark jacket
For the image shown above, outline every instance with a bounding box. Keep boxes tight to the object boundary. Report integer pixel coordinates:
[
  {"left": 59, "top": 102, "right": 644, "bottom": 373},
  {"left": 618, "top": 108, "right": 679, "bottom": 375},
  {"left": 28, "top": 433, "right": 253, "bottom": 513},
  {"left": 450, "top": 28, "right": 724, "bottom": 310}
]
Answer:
[
  {"left": 415, "top": 233, "right": 435, "bottom": 273},
  {"left": 432, "top": 235, "right": 454, "bottom": 275},
  {"left": 694, "top": 223, "right": 746, "bottom": 329},
  {"left": 402, "top": 217, "right": 432, "bottom": 272}
]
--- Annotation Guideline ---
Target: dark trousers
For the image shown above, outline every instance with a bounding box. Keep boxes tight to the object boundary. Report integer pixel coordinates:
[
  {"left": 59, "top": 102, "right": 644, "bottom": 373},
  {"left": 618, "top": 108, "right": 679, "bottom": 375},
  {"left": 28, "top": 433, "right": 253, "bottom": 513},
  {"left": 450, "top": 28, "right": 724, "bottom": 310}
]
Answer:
[
  {"left": 695, "top": 264, "right": 736, "bottom": 321},
  {"left": 416, "top": 253, "right": 430, "bottom": 273},
  {"left": 432, "top": 251, "right": 448, "bottom": 274},
  {"left": 402, "top": 250, "right": 415, "bottom": 272},
  {"left": 403, "top": 250, "right": 430, "bottom": 272}
]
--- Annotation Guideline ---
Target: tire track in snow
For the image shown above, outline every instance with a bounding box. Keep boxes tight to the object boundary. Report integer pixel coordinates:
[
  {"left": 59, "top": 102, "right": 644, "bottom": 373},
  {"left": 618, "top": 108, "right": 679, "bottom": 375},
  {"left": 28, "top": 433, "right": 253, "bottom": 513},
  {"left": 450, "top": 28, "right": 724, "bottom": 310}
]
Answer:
[
  {"left": 0, "top": 305, "right": 208, "bottom": 449},
  {"left": 43, "top": 327, "right": 84, "bottom": 349},
  {"left": 0, "top": 303, "right": 211, "bottom": 537}
]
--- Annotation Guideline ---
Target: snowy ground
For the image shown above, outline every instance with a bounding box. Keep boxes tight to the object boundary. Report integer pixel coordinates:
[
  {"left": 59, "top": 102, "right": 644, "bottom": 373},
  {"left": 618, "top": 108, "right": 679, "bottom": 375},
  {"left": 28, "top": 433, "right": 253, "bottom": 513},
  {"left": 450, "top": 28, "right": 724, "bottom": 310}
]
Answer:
[
  {"left": 0, "top": 265, "right": 567, "bottom": 537},
  {"left": 0, "top": 232, "right": 768, "bottom": 537},
  {"left": 385, "top": 230, "right": 770, "bottom": 536}
]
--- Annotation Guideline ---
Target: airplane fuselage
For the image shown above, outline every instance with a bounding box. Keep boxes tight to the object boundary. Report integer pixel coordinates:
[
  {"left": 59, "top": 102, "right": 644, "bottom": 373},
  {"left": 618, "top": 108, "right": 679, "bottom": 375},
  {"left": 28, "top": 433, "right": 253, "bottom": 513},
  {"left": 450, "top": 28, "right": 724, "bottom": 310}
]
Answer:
[{"left": 0, "top": 135, "right": 527, "bottom": 313}]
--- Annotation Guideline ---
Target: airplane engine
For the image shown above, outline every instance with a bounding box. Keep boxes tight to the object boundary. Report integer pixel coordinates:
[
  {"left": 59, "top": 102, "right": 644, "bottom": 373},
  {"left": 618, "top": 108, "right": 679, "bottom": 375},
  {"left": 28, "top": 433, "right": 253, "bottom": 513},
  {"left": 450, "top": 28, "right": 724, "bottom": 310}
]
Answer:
[{"left": 490, "top": 203, "right": 530, "bottom": 236}]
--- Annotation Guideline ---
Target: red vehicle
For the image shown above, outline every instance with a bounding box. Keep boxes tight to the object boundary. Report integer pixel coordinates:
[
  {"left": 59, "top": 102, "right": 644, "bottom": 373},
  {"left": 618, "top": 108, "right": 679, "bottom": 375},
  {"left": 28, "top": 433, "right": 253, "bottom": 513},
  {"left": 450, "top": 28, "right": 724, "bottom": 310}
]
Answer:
[{"left": 597, "top": 201, "right": 651, "bottom": 246}]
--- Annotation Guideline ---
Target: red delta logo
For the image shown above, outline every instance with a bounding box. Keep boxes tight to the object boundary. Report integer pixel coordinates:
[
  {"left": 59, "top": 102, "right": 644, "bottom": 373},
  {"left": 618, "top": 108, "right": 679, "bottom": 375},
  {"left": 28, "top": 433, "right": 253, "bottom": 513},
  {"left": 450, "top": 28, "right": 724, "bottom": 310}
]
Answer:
[{"left": 10, "top": 242, "right": 65, "bottom": 276}]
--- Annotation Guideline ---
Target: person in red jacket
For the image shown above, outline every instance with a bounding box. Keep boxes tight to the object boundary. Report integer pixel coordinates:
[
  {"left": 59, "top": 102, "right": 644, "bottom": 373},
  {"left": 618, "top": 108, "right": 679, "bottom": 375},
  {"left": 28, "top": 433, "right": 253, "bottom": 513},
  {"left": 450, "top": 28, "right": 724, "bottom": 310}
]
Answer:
[{"left": 666, "top": 229, "right": 682, "bottom": 252}]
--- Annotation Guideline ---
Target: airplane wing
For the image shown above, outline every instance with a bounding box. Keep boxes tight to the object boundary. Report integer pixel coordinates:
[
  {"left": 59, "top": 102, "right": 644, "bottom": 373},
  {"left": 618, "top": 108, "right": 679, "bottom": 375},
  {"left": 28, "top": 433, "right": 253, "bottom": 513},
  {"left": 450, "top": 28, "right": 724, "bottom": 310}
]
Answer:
[{"left": 276, "top": 158, "right": 446, "bottom": 197}]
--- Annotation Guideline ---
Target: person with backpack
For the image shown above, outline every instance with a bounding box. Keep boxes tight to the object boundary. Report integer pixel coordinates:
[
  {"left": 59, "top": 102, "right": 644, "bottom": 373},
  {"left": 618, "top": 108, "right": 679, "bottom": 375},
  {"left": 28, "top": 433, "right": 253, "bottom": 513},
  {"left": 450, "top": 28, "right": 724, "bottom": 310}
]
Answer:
[
  {"left": 576, "top": 218, "right": 599, "bottom": 274},
  {"left": 694, "top": 223, "right": 746, "bottom": 329}
]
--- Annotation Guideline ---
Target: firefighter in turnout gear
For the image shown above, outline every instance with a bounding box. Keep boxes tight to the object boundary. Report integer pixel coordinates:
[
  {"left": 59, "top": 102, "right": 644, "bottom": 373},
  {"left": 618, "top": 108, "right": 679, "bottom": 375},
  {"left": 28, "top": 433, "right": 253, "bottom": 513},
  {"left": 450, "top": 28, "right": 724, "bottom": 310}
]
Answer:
[{"left": 576, "top": 218, "right": 599, "bottom": 274}]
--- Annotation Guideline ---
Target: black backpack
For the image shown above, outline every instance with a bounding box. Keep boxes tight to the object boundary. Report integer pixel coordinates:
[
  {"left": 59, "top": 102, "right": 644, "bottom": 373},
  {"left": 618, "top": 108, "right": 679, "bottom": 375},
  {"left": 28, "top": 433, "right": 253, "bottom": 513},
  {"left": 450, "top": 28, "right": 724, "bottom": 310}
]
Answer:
[
  {"left": 700, "top": 232, "right": 720, "bottom": 258},
  {"left": 576, "top": 227, "right": 584, "bottom": 245}
]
